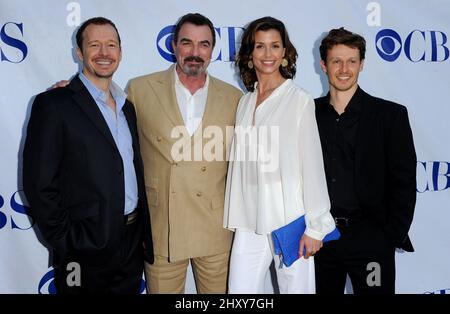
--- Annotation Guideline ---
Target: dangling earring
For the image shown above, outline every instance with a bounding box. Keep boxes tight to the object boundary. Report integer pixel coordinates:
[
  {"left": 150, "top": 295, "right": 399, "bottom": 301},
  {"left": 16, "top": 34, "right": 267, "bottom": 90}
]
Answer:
[
  {"left": 248, "top": 60, "right": 254, "bottom": 69},
  {"left": 281, "top": 58, "right": 288, "bottom": 67}
]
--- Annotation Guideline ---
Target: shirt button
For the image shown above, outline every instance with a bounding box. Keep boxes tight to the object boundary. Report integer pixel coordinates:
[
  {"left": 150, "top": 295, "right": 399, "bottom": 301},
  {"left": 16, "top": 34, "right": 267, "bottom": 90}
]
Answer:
[
  {"left": 196, "top": 192, "right": 203, "bottom": 197},
  {"left": 201, "top": 166, "right": 206, "bottom": 172},
  {"left": 157, "top": 136, "right": 162, "bottom": 142}
]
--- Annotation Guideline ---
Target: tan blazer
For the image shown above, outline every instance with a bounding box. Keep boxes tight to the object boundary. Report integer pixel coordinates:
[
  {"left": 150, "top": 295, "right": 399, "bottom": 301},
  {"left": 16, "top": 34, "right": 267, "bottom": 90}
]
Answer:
[{"left": 127, "top": 66, "right": 242, "bottom": 262}]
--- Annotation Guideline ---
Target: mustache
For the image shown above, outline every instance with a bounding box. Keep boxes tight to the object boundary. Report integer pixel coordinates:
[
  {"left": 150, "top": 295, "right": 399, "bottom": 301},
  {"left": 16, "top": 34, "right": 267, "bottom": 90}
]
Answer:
[{"left": 184, "top": 56, "right": 204, "bottom": 63}]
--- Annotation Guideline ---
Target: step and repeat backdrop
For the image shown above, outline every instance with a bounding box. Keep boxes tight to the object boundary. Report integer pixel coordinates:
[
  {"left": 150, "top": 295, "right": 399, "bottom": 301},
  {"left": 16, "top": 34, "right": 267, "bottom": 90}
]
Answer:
[{"left": 0, "top": 0, "right": 449, "bottom": 294}]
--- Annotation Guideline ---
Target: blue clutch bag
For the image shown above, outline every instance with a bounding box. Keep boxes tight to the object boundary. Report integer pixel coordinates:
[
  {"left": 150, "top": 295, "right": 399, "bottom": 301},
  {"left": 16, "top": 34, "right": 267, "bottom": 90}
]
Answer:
[{"left": 271, "top": 215, "right": 340, "bottom": 267}]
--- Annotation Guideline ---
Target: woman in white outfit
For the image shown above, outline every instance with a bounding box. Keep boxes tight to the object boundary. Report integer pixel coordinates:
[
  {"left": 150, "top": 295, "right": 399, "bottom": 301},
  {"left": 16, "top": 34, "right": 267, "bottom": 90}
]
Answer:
[{"left": 224, "top": 16, "right": 335, "bottom": 294}]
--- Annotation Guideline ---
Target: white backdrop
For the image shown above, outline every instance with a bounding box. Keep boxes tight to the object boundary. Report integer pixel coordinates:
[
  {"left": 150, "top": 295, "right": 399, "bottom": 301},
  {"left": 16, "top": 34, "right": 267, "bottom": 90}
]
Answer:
[{"left": 0, "top": 0, "right": 449, "bottom": 294}]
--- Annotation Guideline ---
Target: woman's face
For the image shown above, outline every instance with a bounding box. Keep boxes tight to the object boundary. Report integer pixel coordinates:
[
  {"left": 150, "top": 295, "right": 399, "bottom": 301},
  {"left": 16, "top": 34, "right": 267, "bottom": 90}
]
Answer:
[{"left": 251, "top": 29, "right": 286, "bottom": 77}]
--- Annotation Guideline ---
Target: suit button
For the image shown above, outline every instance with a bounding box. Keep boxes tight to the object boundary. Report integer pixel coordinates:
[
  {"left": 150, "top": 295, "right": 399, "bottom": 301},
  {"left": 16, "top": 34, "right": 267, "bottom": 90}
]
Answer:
[
  {"left": 118, "top": 168, "right": 123, "bottom": 175},
  {"left": 157, "top": 136, "right": 162, "bottom": 142},
  {"left": 201, "top": 166, "right": 206, "bottom": 172},
  {"left": 196, "top": 192, "right": 202, "bottom": 197}
]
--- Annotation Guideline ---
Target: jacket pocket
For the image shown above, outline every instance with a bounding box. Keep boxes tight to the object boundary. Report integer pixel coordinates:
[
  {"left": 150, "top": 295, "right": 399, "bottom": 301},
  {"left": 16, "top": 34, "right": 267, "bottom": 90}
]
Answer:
[{"left": 68, "top": 200, "right": 100, "bottom": 221}]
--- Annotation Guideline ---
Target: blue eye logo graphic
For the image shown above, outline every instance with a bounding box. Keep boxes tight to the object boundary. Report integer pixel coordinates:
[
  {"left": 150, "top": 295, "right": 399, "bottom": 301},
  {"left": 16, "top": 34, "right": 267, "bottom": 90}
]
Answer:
[
  {"left": 375, "top": 29, "right": 402, "bottom": 62},
  {"left": 156, "top": 25, "right": 176, "bottom": 62},
  {"left": 38, "top": 268, "right": 57, "bottom": 294},
  {"left": 140, "top": 278, "right": 146, "bottom": 294}
]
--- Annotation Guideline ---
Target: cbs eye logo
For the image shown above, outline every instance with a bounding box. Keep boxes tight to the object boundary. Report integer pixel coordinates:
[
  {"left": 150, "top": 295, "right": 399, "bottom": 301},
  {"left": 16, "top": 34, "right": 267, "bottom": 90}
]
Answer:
[
  {"left": 38, "top": 269, "right": 57, "bottom": 294},
  {"left": 156, "top": 25, "right": 176, "bottom": 62},
  {"left": 376, "top": 28, "right": 449, "bottom": 62},
  {"left": 375, "top": 29, "right": 402, "bottom": 62}
]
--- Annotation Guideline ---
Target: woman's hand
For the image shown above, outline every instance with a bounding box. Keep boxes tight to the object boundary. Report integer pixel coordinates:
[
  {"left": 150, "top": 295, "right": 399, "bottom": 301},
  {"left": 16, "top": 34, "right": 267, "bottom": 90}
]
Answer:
[{"left": 299, "top": 234, "right": 323, "bottom": 259}]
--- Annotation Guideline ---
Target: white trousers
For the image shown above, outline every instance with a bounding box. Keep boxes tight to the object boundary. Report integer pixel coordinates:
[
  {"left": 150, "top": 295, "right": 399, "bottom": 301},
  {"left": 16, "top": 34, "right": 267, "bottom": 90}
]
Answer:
[{"left": 228, "top": 229, "right": 316, "bottom": 294}]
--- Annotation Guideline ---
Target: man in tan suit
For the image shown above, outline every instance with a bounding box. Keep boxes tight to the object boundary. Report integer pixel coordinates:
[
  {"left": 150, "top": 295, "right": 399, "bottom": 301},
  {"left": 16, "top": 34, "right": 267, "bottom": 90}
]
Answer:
[{"left": 127, "top": 13, "right": 242, "bottom": 293}]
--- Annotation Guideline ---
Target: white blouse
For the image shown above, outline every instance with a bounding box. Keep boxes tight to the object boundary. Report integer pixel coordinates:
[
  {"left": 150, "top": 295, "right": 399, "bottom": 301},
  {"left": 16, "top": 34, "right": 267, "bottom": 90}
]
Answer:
[{"left": 223, "top": 79, "right": 335, "bottom": 240}]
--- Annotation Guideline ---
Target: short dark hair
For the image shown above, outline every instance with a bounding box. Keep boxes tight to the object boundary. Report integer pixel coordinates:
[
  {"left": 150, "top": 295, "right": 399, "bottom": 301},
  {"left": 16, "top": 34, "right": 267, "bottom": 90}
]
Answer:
[
  {"left": 319, "top": 27, "right": 366, "bottom": 62},
  {"left": 173, "top": 13, "right": 216, "bottom": 47},
  {"left": 236, "top": 16, "right": 297, "bottom": 92},
  {"left": 76, "top": 17, "right": 121, "bottom": 49}
]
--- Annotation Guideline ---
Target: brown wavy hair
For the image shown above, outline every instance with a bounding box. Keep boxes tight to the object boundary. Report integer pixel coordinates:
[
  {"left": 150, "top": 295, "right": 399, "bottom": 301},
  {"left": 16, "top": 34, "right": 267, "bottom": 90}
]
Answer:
[
  {"left": 236, "top": 16, "right": 297, "bottom": 92},
  {"left": 319, "top": 27, "right": 366, "bottom": 62}
]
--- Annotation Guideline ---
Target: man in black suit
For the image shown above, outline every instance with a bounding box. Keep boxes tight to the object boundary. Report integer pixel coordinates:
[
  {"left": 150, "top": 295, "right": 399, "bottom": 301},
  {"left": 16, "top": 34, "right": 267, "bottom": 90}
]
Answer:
[
  {"left": 314, "top": 27, "right": 416, "bottom": 294},
  {"left": 23, "top": 17, "right": 153, "bottom": 294}
]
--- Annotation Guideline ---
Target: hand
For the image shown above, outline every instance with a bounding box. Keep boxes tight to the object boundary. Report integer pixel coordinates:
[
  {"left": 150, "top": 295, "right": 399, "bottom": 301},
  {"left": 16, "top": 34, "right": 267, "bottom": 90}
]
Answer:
[
  {"left": 299, "top": 234, "right": 323, "bottom": 259},
  {"left": 51, "top": 80, "right": 70, "bottom": 89}
]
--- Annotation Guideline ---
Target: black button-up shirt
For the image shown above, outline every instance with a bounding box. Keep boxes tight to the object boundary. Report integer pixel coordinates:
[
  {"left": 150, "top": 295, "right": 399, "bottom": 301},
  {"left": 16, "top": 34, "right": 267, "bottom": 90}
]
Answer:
[{"left": 315, "top": 87, "right": 364, "bottom": 218}]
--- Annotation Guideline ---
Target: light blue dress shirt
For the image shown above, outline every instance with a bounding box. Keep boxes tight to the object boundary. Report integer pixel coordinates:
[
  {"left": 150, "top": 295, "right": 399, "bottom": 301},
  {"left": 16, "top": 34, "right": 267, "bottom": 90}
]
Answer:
[{"left": 79, "top": 72, "right": 138, "bottom": 215}]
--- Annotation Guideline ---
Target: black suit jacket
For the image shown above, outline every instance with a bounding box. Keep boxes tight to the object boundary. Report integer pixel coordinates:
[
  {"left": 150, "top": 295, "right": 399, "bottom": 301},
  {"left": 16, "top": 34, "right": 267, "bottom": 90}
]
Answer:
[
  {"left": 315, "top": 87, "right": 417, "bottom": 252},
  {"left": 23, "top": 75, "right": 153, "bottom": 265}
]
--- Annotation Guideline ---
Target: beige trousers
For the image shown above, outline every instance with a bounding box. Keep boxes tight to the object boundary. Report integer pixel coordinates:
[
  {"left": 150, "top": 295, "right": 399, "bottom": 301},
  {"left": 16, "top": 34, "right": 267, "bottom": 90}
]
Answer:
[{"left": 145, "top": 251, "right": 230, "bottom": 294}]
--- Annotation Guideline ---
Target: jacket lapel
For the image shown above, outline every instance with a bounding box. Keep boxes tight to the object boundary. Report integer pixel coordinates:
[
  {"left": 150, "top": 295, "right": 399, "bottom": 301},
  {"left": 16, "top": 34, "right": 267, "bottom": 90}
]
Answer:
[
  {"left": 190, "top": 76, "right": 226, "bottom": 149},
  {"left": 69, "top": 76, "right": 118, "bottom": 151},
  {"left": 149, "top": 65, "right": 186, "bottom": 128},
  {"left": 122, "top": 101, "right": 139, "bottom": 159},
  {"left": 354, "top": 88, "right": 376, "bottom": 173},
  {"left": 123, "top": 101, "right": 146, "bottom": 201},
  {"left": 201, "top": 77, "right": 224, "bottom": 128}
]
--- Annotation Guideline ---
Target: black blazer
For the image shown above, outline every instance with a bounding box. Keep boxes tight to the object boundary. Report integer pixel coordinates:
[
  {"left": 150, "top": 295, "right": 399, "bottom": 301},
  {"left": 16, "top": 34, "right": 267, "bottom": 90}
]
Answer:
[
  {"left": 315, "top": 87, "right": 417, "bottom": 252},
  {"left": 23, "top": 76, "right": 153, "bottom": 265}
]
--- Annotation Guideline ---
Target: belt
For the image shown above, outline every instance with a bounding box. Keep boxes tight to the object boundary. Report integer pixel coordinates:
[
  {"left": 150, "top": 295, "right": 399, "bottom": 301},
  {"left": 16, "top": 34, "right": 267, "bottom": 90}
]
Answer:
[
  {"left": 124, "top": 210, "right": 138, "bottom": 225},
  {"left": 334, "top": 216, "right": 362, "bottom": 228}
]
